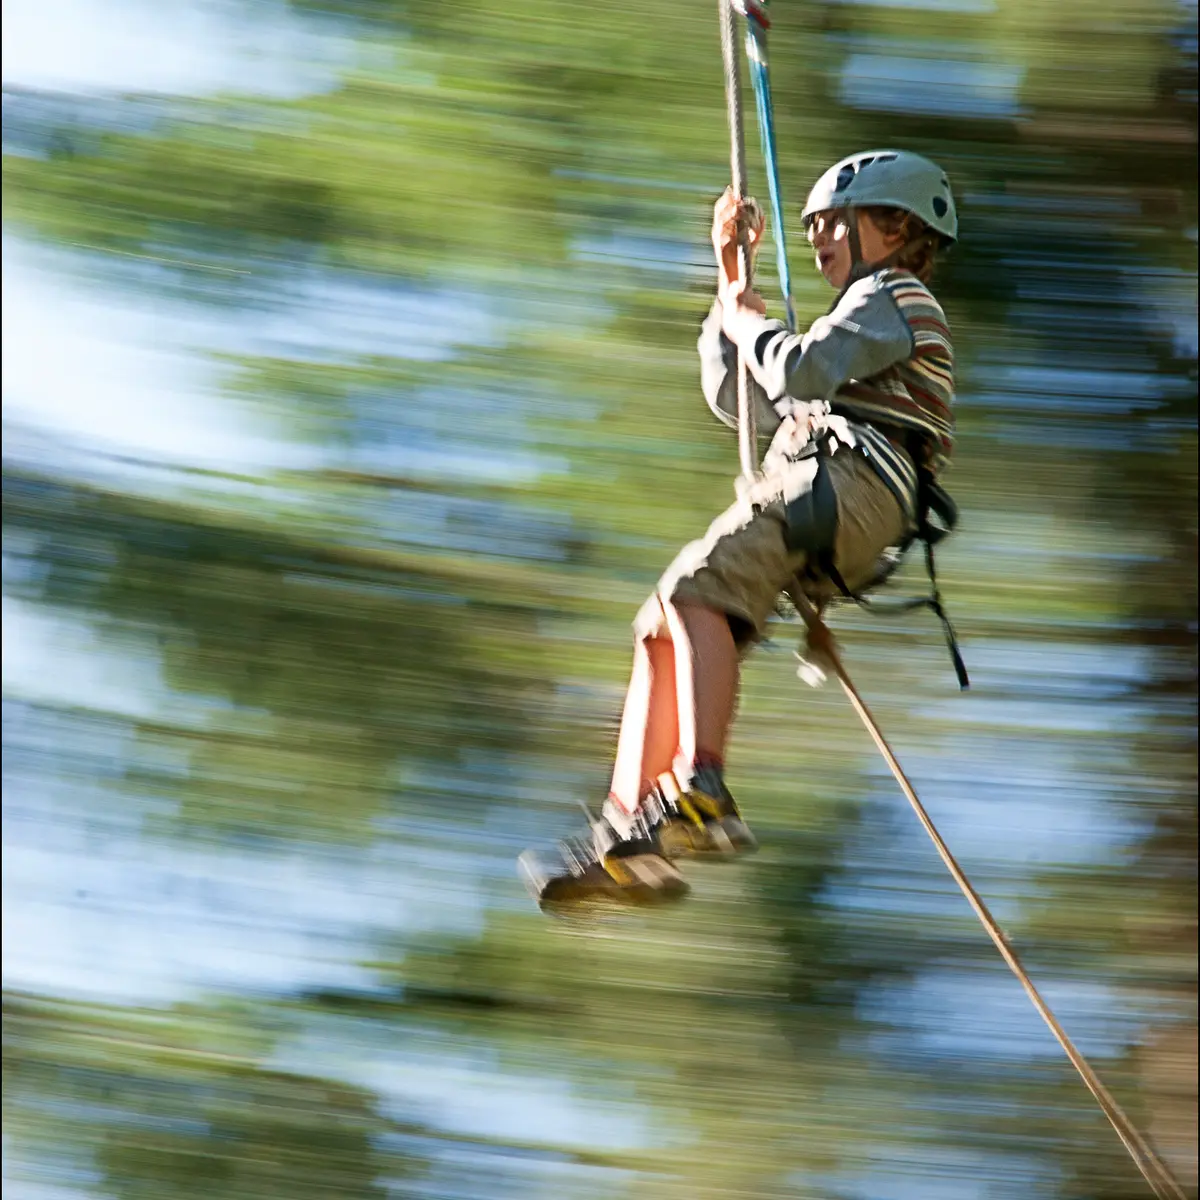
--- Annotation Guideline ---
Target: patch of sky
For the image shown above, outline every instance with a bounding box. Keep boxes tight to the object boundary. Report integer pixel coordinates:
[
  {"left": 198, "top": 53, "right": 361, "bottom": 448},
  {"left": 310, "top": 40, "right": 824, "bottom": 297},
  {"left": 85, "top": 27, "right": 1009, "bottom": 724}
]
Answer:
[
  {"left": 2, "top": 0, "right": 358, "bottom": 98},
  {"left": 372, "top": 763, "right": 602, "bottom": 909},
  {"left": 1, "top": 1134, "right": 106, "bottom": 1200},
  {"left": 4, "top": 426, "right": 329, "bottom": 513},
  {"left": 3, "top": 595, "right": 178, "bottom": 720},
  {"left": 940, "top": 638, "right": 1152, "bottom": 692},
  {"left": 4, "top": 234, "right": 321, "bottom": 475},
  {"left": 2, "top": 233, "right": 505, "bottom": 479},
  {"left": 966, "top": 391, "right": 1166, "bottom": 416},
  {"left": 831, "top": 38, "right": 1024, "bottom": 119},
  {"left": 856, "top": 742, "right": 1143, "bottom": 867},
  {"left": 2, "top": 776, "right": 485, "bottom": 1005},
  {"left": 342, "top": 383, "right": 558, "bottom": 484},
  {"left": 967, "top": 190, "right": 1141, "bottom": 217},
  {"left": 986, "top": 355, "right": 1180, "bottom": 409},
  {"left": 999, "top": 257, "right": 1152, "bottom": 287},
  {"left": 572, "top": 231, "right": 707, "bottom": 279},
  {"left": 4, "top": 231, "right": 602, "bottom": 521},
  {"left": 353, "top": 489, "right": 575, "bottom": 561},
  {"left": 978, "top": 418, "right": 1157, "bottom": 453},
  {"left": 818, "top": 1145, "right": 1059, "bottom": 1200},
  {"left": 554, "top": 166, "right": 720, "bottom": 196},
  {"left": 1122, "top": 266, "right": 1199, "bottom": 359},
  {"left": 2, "top": 599, "right": 485, "bottom": 1008},
  {"left": 840, "top": 54, "right": 1024, "bottom": 119},
  {"left": 2, "top": 88, "right": 167, "bottom": 159},
  {"left": 816, "top": 1142, "right": 1060, "bottom": 1200},
  {"left": 823, "top": 0, "right": 995, "bottom": 10},
  {"left": 272, "top": 1012, "right": 655, "bottom": 1154},
  {"left": 2, "top": 1184, "right": 104, "bottom": 1200},
  {"left": 984, "top": 362, "right": 1172, "bottom": 402},
  {"left": 931, "top": 692, "right": 1147, "bottom": 735},
  {"left": 246, "top": 267, "right": 506, "bottom": 367},
  {"left": 3, "top": 530, "right": 54, "bottom": 594},
  {"left": 2, "top": 88, "right": 327, "bottom": 166},
  {"left": 862, "top": 965, "right": 1149, "bottom": 1063}
]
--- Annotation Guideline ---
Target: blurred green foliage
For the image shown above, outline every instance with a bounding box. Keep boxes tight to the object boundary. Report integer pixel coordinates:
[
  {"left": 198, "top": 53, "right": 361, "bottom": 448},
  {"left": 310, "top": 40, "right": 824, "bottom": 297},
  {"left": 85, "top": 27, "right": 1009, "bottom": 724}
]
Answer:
[{"left": 2, "top": 0, "right": 1196, "bottom": 1196}]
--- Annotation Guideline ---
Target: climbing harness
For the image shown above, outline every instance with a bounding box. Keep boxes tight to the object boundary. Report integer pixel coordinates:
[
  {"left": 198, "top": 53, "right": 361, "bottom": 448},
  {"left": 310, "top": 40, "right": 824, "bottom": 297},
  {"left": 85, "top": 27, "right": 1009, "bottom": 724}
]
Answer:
[
  {"left": 771, "top": 414, "right": 971, "bottom": 689},
  {"left": 715, "top": 4, "right": 1187, "bottom": 1196}
]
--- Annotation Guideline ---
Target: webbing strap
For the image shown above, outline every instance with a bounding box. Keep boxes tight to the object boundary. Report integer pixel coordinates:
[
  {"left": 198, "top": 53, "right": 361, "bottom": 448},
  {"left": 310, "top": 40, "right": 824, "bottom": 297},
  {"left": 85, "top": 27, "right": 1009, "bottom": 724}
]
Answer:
[
  {"left": 820, "top": 561, "right": 967, "bottom": 690},
  {"left": 822, "top": 536, "right": 969, "bottom": 690},
  {"left": 738, "top": 4, "right": 796, "bottom": 332},
  {"left": 923, "top": 541, "right": 970, "bottom": 689}
]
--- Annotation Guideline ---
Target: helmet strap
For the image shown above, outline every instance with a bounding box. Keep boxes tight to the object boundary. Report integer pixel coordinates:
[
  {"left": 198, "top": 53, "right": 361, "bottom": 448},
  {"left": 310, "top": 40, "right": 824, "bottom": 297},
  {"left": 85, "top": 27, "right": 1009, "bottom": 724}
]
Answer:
[
  {"left": 845, "top": 206, "right": 865, "bottom": 279},
  {"left": 830, "top": 222, "right": 934, "bottom": 308}
]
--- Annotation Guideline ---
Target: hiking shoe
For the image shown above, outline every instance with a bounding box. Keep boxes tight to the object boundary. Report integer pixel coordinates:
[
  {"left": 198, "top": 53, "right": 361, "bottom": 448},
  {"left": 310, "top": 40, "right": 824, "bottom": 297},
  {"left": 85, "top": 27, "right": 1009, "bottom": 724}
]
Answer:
[
  {"left": 518, "top": 796, "right": 689, "bottom": 913},
  {"left": 655, "top": 767, "right": 758, "bottom": 861}
]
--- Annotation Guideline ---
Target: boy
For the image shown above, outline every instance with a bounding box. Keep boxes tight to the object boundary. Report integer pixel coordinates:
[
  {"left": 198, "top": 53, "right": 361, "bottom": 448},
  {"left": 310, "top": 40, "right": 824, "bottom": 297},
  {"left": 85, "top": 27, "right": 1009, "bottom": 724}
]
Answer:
[{"left": 520, "top": 150, "right": 958, "bottom": 910}]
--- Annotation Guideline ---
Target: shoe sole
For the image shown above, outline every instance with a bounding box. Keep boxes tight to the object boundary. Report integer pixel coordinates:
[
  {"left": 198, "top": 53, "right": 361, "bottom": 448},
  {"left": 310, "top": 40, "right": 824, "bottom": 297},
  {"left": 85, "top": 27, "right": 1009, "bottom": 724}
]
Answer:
[{"left": 518, "top": 851, "right": 690, "bottom": 914}]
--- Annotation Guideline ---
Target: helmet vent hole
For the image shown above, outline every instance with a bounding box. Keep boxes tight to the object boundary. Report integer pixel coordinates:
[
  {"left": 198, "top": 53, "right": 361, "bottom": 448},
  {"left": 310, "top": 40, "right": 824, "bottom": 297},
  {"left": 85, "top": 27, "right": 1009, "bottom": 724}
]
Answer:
[{"left": 932, "top": 196, "right": 949, "bottom": 217}]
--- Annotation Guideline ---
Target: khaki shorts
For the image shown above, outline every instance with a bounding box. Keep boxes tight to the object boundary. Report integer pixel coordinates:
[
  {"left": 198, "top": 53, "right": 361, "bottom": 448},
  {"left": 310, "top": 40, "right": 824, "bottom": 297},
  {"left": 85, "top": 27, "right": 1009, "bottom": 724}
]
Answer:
[{"left": 634, "top": 448, "right": 908, "bottom": 648}]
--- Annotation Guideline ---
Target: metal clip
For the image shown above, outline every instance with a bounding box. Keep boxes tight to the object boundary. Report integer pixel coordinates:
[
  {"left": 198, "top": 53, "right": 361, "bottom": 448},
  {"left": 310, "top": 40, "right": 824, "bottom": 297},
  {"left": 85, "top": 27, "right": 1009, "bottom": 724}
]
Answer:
[{"left": 795, "top": 651, "right": 827, "bottom": 688}]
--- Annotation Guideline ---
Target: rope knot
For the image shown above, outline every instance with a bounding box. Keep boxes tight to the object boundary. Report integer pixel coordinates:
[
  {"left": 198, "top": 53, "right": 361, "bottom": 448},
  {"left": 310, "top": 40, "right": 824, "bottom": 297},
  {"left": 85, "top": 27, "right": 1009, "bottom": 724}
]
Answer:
[{"left": 730, "top": 0, "right": 771, "bottom": 28}]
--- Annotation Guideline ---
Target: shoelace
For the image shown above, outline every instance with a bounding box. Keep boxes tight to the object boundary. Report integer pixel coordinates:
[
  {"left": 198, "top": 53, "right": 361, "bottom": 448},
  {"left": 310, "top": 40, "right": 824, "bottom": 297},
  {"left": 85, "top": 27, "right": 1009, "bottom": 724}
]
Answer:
[{"left": 559, "top": 819, "right": 616, "bottom": 875}]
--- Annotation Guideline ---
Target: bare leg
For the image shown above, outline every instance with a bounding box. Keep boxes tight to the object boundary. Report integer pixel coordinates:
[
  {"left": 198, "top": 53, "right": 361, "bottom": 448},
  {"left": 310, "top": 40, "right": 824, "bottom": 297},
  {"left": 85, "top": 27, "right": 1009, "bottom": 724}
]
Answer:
[
  {"left": 665, "top": 600, "right": 740, "bottom": 768},
  {"left": 608, "top": 632, "right": 679, "bottom": 814}
]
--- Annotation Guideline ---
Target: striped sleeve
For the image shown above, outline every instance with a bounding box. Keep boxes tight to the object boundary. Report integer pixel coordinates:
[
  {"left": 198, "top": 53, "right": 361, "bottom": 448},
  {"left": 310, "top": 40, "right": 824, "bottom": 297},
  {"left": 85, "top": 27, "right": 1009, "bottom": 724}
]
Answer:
[{"left": 697, "top": 300, "right": 782, "bottom": 437}]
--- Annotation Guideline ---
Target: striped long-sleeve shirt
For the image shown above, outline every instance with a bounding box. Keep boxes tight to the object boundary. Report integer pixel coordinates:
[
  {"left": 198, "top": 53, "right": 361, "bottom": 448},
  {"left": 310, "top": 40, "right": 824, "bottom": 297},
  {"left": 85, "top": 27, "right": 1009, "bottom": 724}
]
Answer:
[{"left": 698, "top": 268, "right": 955, "bottom": 520}]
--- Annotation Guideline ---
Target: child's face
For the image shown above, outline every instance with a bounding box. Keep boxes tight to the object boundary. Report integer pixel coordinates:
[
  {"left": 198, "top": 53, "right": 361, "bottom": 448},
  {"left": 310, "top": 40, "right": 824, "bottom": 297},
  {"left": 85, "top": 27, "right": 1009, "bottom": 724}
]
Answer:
[
  {"left": 807, "top": 211, "right": 852, "bottom": 289},
  {"left": 807, "top": 210, "right": 900, "bottom": 289}
]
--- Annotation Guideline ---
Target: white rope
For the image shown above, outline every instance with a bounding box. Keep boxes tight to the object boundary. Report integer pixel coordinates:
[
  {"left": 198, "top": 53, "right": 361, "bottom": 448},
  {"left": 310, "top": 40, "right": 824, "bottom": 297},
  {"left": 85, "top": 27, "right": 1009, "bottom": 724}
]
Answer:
[
  {"left": 787, "top": 588, "right": 1187, "bottom": 1200},
  {"left": 718, "top": 0, "right": 758, "bottom": 481}
]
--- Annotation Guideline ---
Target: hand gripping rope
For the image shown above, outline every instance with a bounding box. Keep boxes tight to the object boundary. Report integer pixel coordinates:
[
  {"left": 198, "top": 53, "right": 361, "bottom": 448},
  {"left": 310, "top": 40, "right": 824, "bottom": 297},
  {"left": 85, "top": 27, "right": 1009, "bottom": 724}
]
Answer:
[{"left": 716, "top": 3, "right": 1187, "bottom": 1195}]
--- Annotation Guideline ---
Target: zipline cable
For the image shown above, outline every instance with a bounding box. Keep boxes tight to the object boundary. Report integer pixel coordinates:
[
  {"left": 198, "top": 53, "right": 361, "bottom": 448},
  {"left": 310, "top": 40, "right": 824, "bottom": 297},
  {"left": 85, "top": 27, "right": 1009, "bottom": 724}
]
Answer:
[{"left": 717, "top": 5, "right": 1187, "bottom": 1196}]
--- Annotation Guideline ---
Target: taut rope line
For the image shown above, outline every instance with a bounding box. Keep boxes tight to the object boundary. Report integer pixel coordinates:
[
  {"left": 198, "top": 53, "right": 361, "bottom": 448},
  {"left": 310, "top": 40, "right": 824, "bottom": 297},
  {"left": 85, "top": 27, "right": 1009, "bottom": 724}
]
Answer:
[
  {"left": 787, "top": 588, "right": 1186, "bottom": 1200},
  {"left": 718, "top": 0, "right": 759, "bottom": 481}
]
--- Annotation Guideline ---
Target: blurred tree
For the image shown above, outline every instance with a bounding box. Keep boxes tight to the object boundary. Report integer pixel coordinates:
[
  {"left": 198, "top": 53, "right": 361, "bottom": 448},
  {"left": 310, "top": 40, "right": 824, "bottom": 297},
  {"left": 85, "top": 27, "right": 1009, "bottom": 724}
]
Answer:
[{"left": 2, "top": 0, "right": 1195, "bottom": 1195}]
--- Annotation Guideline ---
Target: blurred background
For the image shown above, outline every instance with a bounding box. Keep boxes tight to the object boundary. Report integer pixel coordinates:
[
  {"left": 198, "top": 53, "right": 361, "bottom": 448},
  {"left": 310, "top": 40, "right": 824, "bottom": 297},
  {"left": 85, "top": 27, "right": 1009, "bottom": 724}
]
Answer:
[{"left": 2, "top": 0, "right": 1196, "bottom": 1196}]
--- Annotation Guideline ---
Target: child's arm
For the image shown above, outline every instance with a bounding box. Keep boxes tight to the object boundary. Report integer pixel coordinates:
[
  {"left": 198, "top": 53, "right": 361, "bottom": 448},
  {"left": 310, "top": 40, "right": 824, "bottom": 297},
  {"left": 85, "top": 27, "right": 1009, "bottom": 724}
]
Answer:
[
  {"left": 697, "top": 299, "right": 783, "bottom": 437},
  {"left": 722, "top": 275, "right": 914, "bottom": 406}
]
